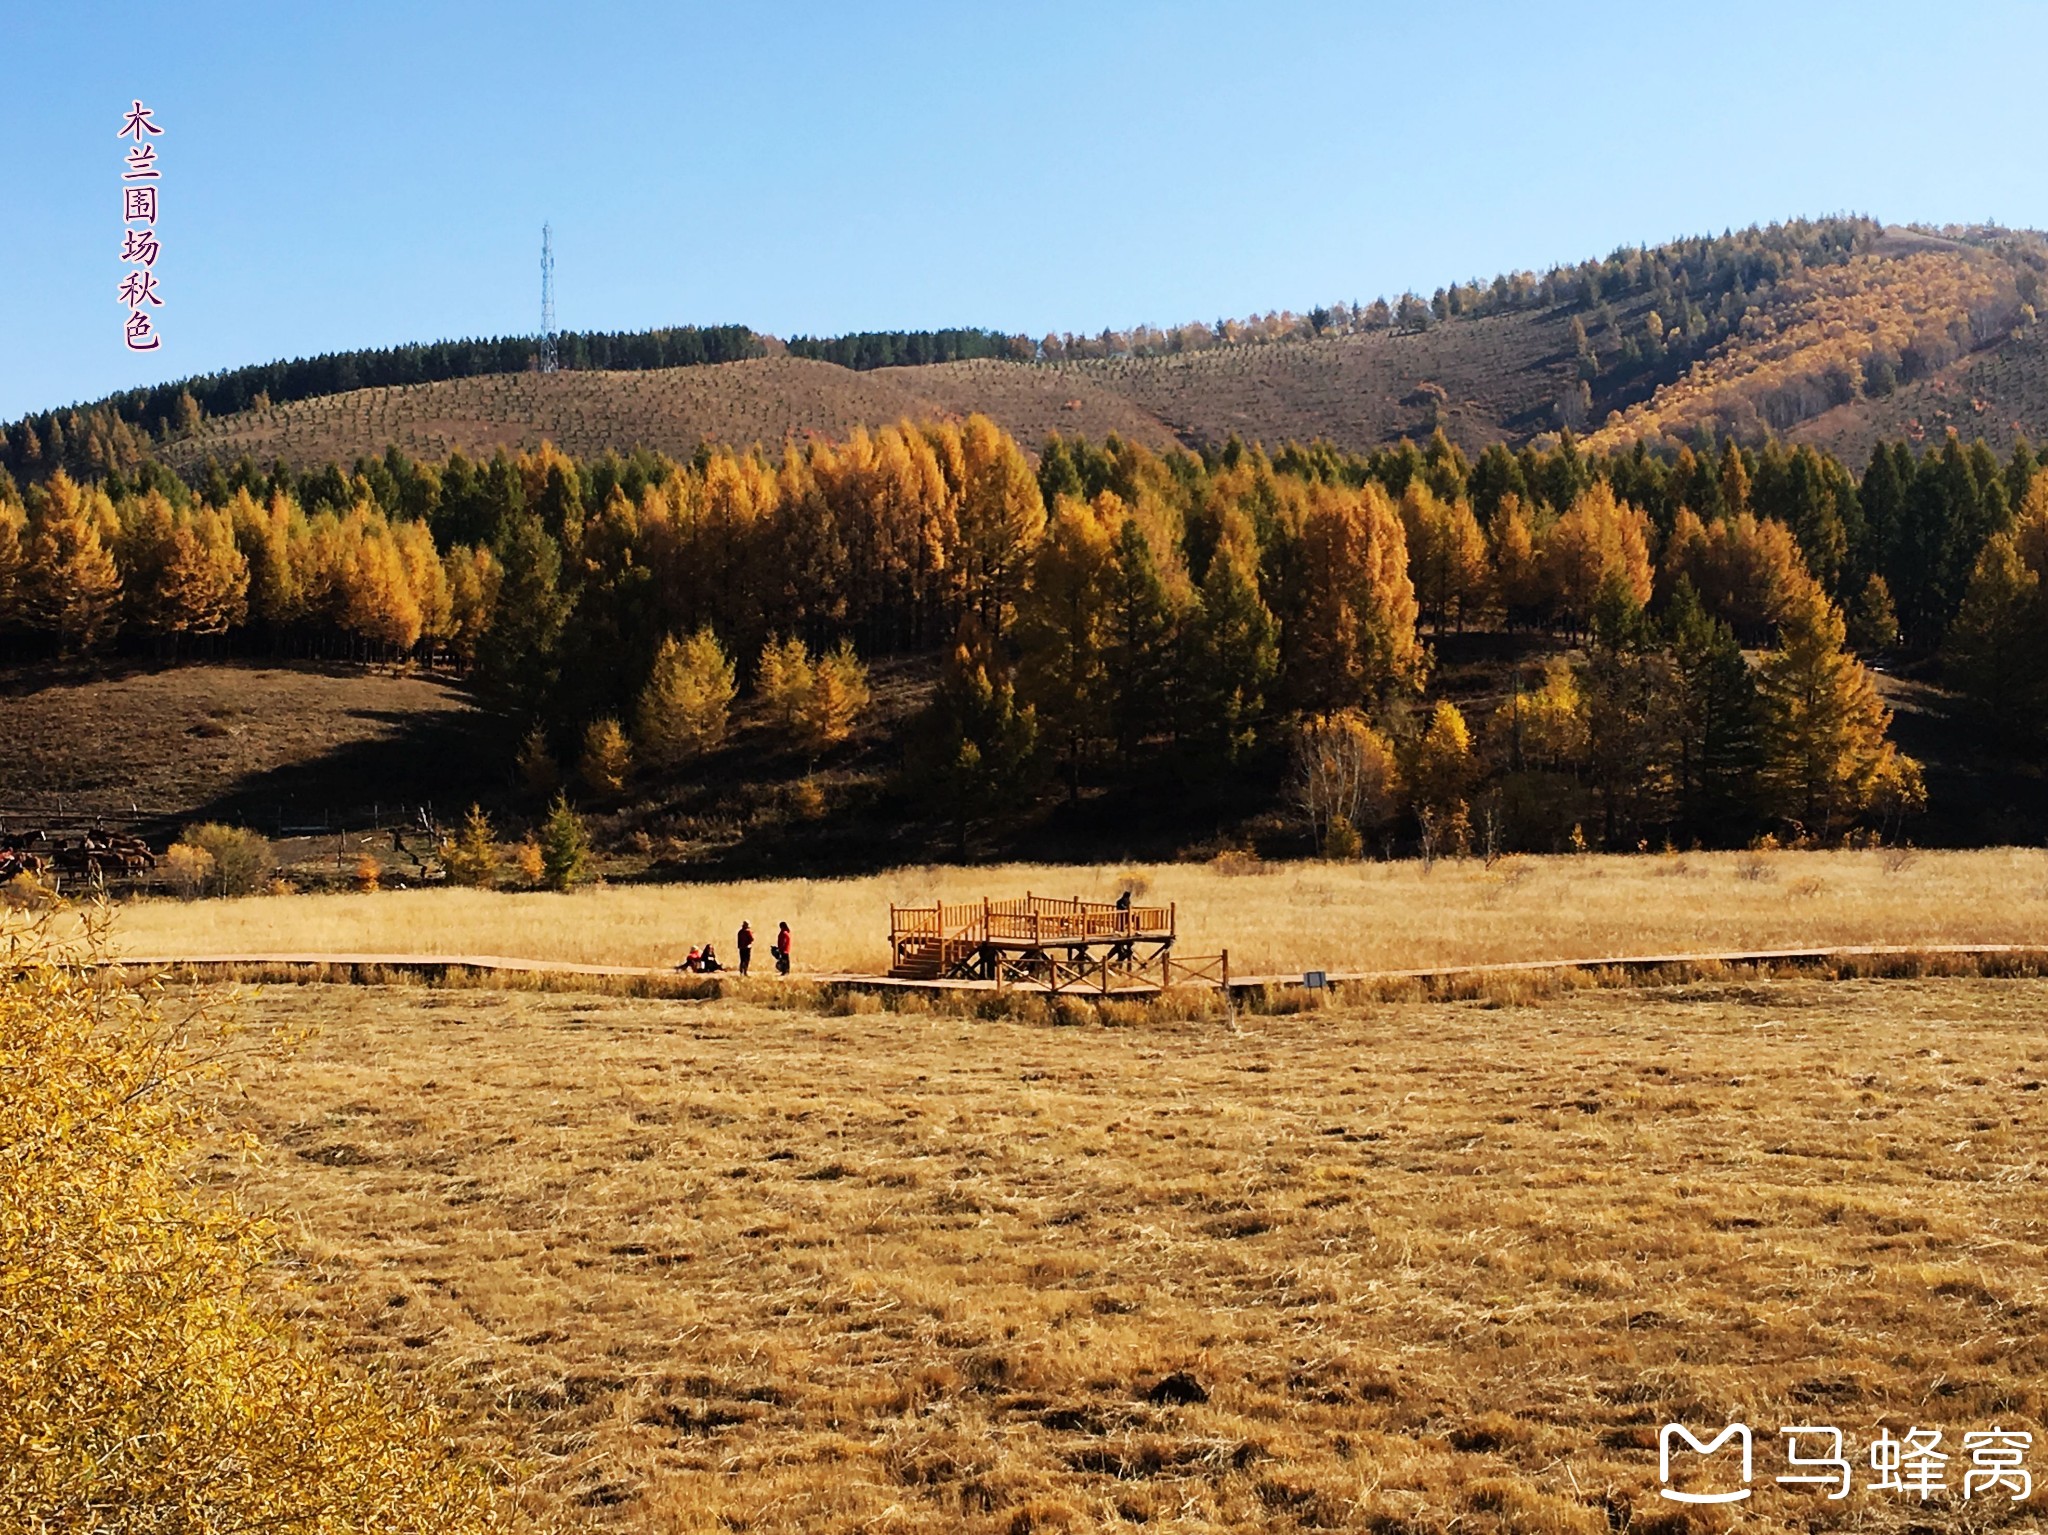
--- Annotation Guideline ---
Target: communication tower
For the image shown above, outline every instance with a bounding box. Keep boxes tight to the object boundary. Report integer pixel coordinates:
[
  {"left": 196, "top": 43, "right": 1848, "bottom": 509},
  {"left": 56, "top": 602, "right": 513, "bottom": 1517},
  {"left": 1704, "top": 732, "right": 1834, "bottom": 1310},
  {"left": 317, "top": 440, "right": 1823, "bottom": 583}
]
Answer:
[{"left": 539, "top": 222, "right": 558, "bottom": 374}]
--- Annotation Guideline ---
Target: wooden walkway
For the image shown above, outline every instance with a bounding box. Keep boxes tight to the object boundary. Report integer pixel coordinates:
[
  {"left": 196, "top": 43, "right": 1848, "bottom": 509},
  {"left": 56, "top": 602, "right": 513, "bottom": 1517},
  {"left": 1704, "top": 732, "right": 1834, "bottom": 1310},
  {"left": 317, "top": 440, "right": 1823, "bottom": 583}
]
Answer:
[{"left": 98, "top": 942, "right": 2048, "bottom": 994}]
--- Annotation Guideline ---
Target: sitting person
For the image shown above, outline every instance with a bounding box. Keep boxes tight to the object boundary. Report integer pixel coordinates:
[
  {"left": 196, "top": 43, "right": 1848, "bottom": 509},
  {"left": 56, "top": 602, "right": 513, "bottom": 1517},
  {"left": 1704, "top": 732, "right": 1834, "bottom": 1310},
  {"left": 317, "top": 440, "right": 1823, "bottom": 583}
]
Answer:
[
  {"left": 682, "top": 945, "right": 702, "bottom": 972},
  {"left": 699, "top": 943, "right": 722, "bottom": 973}
]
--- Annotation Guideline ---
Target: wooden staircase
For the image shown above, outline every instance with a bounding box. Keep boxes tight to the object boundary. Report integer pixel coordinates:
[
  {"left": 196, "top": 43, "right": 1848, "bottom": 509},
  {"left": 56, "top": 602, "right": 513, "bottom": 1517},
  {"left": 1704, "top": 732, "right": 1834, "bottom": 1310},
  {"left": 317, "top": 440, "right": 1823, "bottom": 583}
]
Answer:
[{"left": 889, "top": 935, "right": 977, "bottom": 980}]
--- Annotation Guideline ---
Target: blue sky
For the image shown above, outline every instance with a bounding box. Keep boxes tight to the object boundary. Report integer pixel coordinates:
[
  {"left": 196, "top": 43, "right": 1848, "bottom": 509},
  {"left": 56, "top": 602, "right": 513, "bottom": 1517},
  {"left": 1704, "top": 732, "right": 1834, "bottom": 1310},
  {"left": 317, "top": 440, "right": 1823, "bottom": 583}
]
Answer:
[{"left": 3, "top": 1, "right": 2041, "bottom": 421}]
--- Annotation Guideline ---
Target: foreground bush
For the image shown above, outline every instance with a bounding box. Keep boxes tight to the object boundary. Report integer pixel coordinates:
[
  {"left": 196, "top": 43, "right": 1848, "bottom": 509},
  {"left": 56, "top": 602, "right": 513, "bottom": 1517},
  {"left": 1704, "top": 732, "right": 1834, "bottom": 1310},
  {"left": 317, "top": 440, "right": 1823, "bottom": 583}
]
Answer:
[{"left": 0, "top": 910, "right": 500, "bottom": 1531}]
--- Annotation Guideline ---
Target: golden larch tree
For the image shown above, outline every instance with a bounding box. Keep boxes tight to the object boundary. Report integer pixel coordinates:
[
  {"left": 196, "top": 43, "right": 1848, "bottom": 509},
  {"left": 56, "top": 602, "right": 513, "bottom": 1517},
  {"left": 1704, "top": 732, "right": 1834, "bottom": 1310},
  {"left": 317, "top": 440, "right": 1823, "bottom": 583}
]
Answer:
[
  {"left": 1288, "top": 481, "right": 1424, "bottom": 710},
  {"left": 1758, "top": 584, "right": 1919, "bottom": 836},
  {"left": 636, "top": 627, "right": 737, "bottom": 766},
  {"left": 21, "top": 471, "right": 122, "bottom": 653}
]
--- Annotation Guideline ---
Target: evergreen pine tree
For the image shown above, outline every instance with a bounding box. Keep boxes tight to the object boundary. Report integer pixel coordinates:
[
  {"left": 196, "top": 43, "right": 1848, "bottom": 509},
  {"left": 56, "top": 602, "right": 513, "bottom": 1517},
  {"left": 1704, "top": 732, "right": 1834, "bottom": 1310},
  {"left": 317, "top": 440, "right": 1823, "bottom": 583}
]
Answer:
[
  {"left": 476, "top": 512, "right": 568, "bottom": 717},
  {"left": 1016, "top": 495, "right": 1114, "bottom": 798},
  {"left": 918, "top": 615, "right": 1039, "bottom": 856},
  {"left": 1666, "top": 580, "right": 1764, "bottom": 844},
  {"left": 1579, "top": 572, "right": 1675, "bottom": 846},
  {"left": 1103, "top": 516, "right": 1179, "bottom": 757},
  {"left": 1867, "top": 442, "right": 1908, "bottom": 593},
  {"left": 1184, "top": 533, "right": 1278, "bottom": 761},
  {"left": 1944, "top": 533, "right": 2044, "bottom": 729},
  {"left": 537, "top": 795, "right": 591, "bottom": 890}
]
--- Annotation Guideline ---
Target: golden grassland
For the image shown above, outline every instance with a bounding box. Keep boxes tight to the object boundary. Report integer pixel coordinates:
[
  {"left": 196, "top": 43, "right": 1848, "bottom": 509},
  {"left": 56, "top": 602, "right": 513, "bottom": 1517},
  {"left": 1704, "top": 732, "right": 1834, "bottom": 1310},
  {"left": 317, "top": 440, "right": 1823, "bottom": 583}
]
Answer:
[
  {"left": 113, "top": 846, "right": 2048, "bottom": 977},
  {"left": 214, "top": 972, "right": 2048, "bottom": 1533}
]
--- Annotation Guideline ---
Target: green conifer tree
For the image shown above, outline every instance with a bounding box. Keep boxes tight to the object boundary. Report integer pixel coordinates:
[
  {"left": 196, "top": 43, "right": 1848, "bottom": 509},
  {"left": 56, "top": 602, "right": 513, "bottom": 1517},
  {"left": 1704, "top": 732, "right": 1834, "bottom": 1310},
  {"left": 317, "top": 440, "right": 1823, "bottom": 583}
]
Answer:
[{"left": 538, "top": 795, "right": 591, "bottom": 890}]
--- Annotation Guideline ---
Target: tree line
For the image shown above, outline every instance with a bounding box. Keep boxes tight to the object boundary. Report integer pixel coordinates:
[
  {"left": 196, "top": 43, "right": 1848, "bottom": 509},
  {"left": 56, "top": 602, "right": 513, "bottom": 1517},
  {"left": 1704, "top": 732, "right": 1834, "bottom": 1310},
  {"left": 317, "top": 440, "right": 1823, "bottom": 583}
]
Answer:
[{"left": 5, "top": 419, "right": 2046, "bottom": 851}]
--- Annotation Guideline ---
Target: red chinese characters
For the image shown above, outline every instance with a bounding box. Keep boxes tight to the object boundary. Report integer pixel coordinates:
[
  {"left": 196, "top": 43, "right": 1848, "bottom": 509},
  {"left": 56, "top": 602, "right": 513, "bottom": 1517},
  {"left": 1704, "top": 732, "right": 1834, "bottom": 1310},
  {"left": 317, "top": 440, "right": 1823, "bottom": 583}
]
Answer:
[{"left": 118, "top": 100, "right": 164, "bottom": 350}]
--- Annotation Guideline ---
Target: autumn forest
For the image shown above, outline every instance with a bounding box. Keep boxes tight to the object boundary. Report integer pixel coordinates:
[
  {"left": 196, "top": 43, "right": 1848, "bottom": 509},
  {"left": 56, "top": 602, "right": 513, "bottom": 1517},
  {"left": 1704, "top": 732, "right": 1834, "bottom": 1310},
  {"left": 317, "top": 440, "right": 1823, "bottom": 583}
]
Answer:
[{"left": 8, "top": 403, "right": 2048, "bottom": 857}]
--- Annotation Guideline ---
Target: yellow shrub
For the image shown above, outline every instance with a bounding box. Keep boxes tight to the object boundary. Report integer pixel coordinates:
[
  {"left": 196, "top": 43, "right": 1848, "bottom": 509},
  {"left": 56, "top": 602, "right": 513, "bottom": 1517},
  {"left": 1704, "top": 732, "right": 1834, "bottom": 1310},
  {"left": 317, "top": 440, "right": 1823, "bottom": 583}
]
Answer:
[{"left": 0, "top": 909, "right": 498, "bottom": 1531}]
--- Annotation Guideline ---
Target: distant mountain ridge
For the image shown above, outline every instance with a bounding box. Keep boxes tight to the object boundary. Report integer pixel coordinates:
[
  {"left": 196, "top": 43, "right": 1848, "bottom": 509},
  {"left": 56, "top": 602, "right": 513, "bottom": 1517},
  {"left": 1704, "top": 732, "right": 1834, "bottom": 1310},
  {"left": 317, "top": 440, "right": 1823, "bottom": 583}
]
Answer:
[{"left": 8, "top": 218, "right": 2047, "bottom": 482}]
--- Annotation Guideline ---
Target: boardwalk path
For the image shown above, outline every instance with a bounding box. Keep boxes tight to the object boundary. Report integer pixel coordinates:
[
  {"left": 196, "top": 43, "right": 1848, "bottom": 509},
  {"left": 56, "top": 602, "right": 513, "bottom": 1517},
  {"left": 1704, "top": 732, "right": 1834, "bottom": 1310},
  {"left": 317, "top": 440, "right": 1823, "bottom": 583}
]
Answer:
[{"left": 105, "top": 942, "right": 2048, "bottom": 994}]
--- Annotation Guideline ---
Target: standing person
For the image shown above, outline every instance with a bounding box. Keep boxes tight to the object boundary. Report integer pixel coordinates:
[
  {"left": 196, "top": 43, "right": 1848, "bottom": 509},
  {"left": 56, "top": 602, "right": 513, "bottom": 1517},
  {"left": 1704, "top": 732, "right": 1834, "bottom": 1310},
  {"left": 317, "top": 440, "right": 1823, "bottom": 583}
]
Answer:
[
  {"left": 773, "top": 921, "right": 792, "bottom": 976},
  {"left": 737, "top": 921, "right": 754, "bottom": 976}
]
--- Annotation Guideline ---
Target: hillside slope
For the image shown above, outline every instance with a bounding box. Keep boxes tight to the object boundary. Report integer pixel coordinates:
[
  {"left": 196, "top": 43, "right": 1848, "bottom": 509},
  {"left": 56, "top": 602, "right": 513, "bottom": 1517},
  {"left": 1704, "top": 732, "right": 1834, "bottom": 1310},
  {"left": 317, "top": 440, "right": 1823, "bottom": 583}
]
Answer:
[
  {"left": 1788, "top": 322, "right": 2048, "bottom": 464},
  {"left": 161, "top": 311, "right": 1595, "bottom": 469},
  {"left": 163, "top": 355, "right": 1185, "bottom": 471},
  {"left": 92, "top": 221, "right": 2048, "bottom": 473}
]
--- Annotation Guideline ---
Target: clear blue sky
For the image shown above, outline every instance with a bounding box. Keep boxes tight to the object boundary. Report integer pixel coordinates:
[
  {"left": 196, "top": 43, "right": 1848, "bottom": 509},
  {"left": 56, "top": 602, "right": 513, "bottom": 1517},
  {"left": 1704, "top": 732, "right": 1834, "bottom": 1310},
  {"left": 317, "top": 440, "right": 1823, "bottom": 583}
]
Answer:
[{"left": 3, "top": 0, "right": 2041, "bottom": 422}]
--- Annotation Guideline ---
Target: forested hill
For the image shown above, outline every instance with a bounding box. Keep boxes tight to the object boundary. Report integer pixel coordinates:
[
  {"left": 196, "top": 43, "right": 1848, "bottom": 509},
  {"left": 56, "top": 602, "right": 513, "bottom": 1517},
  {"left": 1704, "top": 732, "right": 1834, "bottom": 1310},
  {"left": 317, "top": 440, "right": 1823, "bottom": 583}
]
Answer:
[{"left": 8, "top": 218, "right": 2048, "bottom": 485}]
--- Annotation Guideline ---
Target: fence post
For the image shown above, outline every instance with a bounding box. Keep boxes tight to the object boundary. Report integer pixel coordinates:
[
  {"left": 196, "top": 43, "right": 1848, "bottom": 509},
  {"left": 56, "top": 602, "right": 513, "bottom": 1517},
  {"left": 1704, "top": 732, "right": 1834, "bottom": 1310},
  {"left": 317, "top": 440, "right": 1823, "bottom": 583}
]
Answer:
[{"left": 1223, "top": 949, "right": 1234, "bottom": 1027}]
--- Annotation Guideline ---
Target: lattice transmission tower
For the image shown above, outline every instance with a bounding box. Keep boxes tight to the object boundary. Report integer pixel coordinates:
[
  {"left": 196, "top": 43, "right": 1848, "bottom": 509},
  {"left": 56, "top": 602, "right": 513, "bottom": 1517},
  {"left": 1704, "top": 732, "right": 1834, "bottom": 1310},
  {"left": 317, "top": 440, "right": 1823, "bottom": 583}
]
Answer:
[{"left": 539, "top": 222, "right": 558, "bottom": 374}]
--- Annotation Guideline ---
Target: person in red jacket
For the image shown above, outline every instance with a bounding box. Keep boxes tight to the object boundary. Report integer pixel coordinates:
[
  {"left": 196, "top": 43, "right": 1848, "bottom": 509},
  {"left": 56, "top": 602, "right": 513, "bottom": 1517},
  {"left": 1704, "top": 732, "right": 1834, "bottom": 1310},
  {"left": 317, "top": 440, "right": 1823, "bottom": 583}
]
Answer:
[
  {"left": 736, "top": 921, "right": 754, "bottom": 976},
  {"left": 773, "top": 922, "right": 792, "bottom": 976}
]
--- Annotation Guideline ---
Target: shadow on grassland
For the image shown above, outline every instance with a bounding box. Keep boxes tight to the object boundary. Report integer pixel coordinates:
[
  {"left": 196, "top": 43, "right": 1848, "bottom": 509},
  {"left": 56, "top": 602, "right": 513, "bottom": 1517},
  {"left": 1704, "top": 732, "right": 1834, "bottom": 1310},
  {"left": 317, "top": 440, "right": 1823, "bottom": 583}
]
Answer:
[{"left": 166, "top": 704, "right": 516, "bottom": 841}]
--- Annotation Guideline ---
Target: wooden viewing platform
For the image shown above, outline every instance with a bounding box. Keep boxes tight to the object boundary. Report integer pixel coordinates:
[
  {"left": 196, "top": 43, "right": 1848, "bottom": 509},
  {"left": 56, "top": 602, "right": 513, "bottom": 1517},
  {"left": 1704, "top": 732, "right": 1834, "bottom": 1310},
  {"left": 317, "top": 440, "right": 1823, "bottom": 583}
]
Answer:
[{"left": 889, "top": 893, "right": 1186, "bottom": 986}]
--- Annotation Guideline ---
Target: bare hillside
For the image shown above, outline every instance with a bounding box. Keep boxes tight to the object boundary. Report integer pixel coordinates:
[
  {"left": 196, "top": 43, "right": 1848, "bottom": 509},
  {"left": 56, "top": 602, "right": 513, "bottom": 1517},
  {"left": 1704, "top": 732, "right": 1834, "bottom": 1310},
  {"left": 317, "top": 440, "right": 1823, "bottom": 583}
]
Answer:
[
  {"left": 163, "top": 317, "right": 1583, "bottom": 471},
  {"left": 1790, "top": 324, "right": 2048, "bottom": 463},
  {"left": 1035, "top": 309, "right": 1582, "bottom": 453},
  {"left": 165, "top": 355, "right": 1184, "bottom": 471},
  {"left": 136, "top": 224, "right": 2048, "bottom": 471}
]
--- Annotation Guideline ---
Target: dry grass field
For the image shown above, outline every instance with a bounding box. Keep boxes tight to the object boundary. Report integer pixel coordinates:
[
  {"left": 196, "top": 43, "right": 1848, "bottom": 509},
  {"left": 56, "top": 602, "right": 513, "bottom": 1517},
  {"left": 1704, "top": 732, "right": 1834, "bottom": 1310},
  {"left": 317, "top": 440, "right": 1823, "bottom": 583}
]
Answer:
[
  {"left": 113, "top": 846, "right": 2048, "bottom": 978},
  {"left": 211, "top": 971, "right": 2048, "bottom": 1532}
]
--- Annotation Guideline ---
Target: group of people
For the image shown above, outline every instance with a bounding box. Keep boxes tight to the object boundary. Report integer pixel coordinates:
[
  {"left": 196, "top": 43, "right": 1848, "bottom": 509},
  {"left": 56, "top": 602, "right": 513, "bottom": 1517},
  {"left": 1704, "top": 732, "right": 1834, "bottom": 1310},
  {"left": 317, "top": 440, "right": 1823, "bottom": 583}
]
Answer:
[{"left": 681, "top": 920, "right": 791, "bottom": 976}]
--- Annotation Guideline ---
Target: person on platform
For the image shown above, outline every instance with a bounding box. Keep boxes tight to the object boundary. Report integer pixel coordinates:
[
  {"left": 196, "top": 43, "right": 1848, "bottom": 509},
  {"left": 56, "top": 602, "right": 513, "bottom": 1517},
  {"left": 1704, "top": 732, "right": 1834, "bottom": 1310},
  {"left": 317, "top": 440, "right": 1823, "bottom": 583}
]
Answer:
[
  {"left": 682, "top": 944, "right": 702, "bottom": 973},
  {"left": 700, "top": 943, "right": 722, "bottom": 973},
  {"left": 737, "top": 921, "right": 754, "bottom": 976},
  {"left": 773, "top": 922, "right": 792, "bottom": 976}
]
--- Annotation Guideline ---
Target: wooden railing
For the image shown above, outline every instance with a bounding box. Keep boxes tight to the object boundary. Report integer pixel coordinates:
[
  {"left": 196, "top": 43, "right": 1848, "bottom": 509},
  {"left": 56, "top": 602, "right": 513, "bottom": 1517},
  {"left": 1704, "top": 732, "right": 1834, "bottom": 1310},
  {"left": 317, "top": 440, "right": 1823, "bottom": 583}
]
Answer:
[
  {"left": 985, "top": 947, "right": 1230, "bottom": 995},
  {"left": 1162, "top": 952, "right": 1229, "bottom": 989},
  {"left": 891, "top": 894, "right": 1174, "bottom": 950}
]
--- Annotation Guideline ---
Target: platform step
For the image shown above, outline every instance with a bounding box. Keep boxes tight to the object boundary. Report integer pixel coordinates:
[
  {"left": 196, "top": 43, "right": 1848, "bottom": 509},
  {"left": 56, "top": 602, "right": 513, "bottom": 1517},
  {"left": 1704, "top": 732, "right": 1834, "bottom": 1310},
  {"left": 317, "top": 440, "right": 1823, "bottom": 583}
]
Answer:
[{"left": 890, "top": 939, "right": 949, "bottom": 980}]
